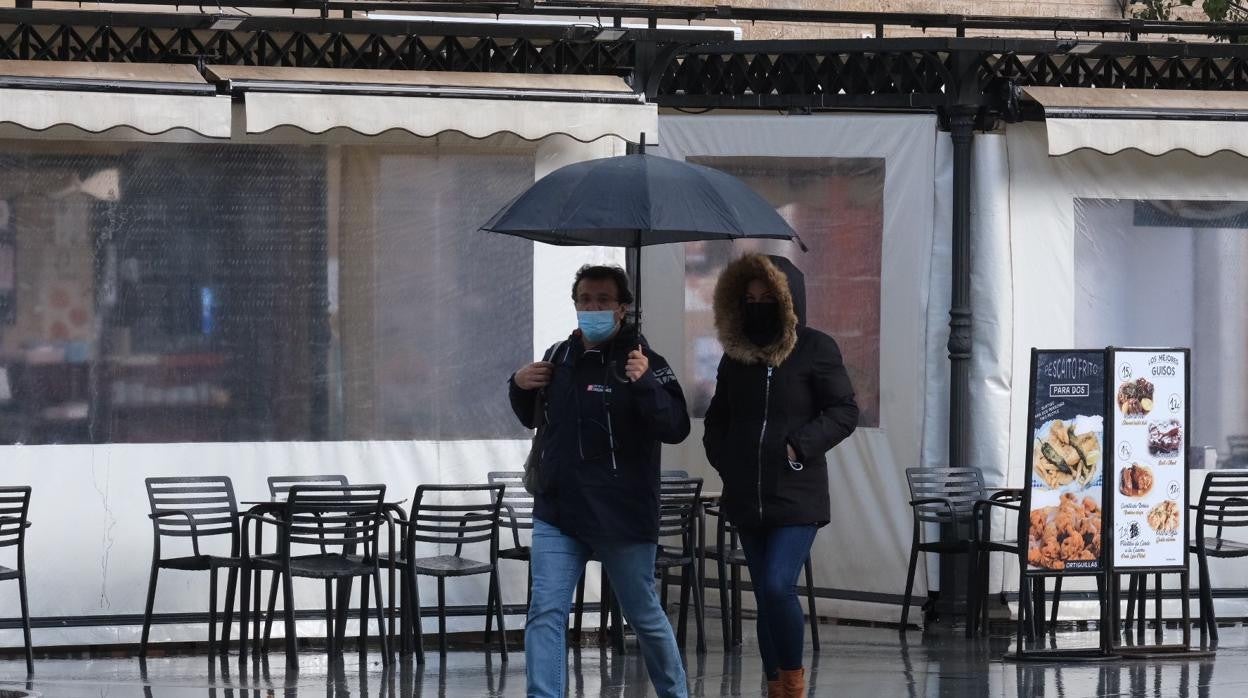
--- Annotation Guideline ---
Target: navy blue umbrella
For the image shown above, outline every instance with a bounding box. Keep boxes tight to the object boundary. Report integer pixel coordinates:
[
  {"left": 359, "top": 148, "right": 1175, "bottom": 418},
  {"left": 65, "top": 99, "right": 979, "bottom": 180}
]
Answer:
[{"left": 480, "top": 153, "right": 803, "bottom": 325}]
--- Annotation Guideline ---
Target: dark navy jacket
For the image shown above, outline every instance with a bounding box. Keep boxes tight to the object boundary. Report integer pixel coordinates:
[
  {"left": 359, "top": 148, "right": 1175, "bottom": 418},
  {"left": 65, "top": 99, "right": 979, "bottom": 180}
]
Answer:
[{"left": 509, "top": 325, "right": 690, "bottom": 543}]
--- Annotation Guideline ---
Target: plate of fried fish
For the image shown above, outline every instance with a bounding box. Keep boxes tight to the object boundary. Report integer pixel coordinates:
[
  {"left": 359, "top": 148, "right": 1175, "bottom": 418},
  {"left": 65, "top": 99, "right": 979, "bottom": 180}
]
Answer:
[{"left": 1032, "top": 418, "right": 1102, "bottom": 491}]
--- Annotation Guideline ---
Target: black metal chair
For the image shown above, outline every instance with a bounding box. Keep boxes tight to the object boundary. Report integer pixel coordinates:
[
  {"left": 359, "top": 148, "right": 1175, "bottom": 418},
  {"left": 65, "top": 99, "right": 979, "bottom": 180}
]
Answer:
[
  {"left": 239, "top": 484, "right": 390, "bottom": 668},
  {"left": 905, "top": 467, "right": 1061, "bottom": 634},
  {"left": 966, "top": 487, "right": 1026, "bottom": 636},
  {"left": 0, "top": 486, "right": 33, "bottom": 673},
  {"left": 705, "top": 504, "right": 820, "bottom": 651},
  {"left": 901, "top": 466, "right": 1005, "bottom": 632},
  {"left": 1189, "top": 470, "right": 1248, "bottom": 646},
  {"left": 486, "top": 471, "right": 535, "bottom": 607},
  {"left": 655, "top": 477, "right": 706, "bottom": 653},
  {"left": 902, "top": 467, "right": 985, "bottom": 628},
  {"left": 141, "top": 476, "right": 242, "bottom": 657},
  {"left": 257, "top": 475, "right": 351, "bottom": 647},
  {"left": 384, "top": 483, "right": 507, "bottom": 664}
]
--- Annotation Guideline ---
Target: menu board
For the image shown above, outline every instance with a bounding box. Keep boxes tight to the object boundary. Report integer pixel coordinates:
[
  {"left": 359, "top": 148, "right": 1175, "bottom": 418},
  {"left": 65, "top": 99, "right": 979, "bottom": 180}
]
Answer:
[
  {"left": 1110, "top": 349, "right": 1188, "bottom": 569},
  {"left": 1023, "top": 350, "right": 1106, "bottom": 574}
]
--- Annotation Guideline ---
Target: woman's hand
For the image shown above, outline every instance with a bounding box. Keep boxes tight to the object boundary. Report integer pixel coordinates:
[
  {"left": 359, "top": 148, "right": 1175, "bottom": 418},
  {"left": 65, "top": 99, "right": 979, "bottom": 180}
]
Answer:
[{"left": 786, "top": 444, "right": 798, "bottom": 461}]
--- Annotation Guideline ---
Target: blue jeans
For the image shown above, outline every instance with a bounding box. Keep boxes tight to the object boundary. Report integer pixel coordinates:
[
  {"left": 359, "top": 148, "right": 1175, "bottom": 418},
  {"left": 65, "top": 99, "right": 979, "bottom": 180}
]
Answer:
[
  {"left": 525, "top": 518, "right": 689, "bottom": 698},
  {"left": 737, "top": 525, "right": 819, "bottom": 680}
]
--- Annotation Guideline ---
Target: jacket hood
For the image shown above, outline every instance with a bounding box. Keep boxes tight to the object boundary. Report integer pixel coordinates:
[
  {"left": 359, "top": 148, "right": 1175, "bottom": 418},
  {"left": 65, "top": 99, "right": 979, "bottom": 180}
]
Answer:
[{"left": 713, "top": 253, "right": 803, "bottom": 366}]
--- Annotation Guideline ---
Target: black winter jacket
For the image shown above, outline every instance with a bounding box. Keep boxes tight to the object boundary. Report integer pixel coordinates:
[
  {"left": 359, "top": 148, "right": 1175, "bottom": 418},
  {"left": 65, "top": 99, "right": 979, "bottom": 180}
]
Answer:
[
  {"left": 509, "top": 325, "right": 690, "bottom": 543},
  {"left": 703, "top": 254, "right": 859, "bottom": 529}
]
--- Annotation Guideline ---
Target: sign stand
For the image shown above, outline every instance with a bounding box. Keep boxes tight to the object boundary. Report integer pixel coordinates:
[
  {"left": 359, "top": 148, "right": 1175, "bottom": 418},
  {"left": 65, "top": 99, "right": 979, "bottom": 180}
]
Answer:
[
  {"left": 1008, "top": 349, "right": 1114, "bottom": 660},
  {"left": 1007, "top": 347, "right": 1208, "bottom": 661}
]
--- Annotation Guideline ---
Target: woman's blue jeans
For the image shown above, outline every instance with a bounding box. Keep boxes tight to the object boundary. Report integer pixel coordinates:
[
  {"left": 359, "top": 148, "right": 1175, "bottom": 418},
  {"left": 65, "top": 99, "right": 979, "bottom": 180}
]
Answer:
[
  {"left": 525, "top": 518, "right": 689, "bottom": 698},
  {"left": 737, "top": 525, "right": 819, "bottom": 680}
]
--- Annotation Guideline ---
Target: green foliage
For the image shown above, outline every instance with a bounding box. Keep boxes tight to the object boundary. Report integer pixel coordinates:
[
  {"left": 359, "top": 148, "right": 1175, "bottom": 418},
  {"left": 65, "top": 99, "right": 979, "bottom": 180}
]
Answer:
[
  {"left": 1202, "top": 0, "right": 1248, "bottom": 22},
  {"left": 1131, "top": 0, "right": 1179, "bottom": 19},
  {"left": 1130, "top": 0, "right": 1248, "bottom": 40}
]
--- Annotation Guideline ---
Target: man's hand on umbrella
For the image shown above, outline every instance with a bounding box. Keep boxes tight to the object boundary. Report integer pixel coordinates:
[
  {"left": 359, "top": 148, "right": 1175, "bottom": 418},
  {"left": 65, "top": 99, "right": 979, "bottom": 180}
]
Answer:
[
  {"left": 625, "top": 346, "right": 649, "bottom": 382},
  {"left": 515, "top": 361, "right": 554, "bottom": 390}
]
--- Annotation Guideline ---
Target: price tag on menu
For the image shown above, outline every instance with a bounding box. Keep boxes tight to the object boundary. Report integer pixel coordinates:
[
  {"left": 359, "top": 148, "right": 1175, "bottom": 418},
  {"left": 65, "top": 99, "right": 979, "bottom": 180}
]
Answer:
[{"left": 1111, "top": 350, "right": 1187, "bottom": 569}]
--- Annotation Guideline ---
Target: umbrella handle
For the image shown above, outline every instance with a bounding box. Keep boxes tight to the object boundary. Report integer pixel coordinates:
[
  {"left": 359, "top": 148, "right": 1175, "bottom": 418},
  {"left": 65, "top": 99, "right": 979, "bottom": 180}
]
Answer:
[{"left": 607, "top": 360, "right": 630, "bottom": 385}]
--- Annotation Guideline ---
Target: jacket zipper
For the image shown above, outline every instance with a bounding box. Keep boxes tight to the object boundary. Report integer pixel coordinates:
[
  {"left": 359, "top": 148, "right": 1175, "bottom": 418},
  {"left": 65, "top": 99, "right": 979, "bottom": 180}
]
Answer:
[
  {"left": 756, "top": 365, "right": 773, "bottom": 520},
  {"left": 606, "top": 411, "right": 618, "bottom": 474},
  {"left": 603, "top": 353, "right": 618, "bottom": 474}
]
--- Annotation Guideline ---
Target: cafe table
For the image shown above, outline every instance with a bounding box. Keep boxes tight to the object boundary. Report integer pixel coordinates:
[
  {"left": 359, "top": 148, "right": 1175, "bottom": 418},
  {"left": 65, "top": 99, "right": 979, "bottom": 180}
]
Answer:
[{"left": 238, "top": 498, "right": 408, "bottom": 658}]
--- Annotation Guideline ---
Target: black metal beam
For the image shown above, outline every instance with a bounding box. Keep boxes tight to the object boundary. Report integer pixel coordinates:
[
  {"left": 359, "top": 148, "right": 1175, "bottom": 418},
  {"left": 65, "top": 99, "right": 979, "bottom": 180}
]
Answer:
[
  {"left": 659, "top": 94, "right": 948, "bottom": 111},
  {"left": 658, "top": 37, "right": 1248, "bottom": 114}
]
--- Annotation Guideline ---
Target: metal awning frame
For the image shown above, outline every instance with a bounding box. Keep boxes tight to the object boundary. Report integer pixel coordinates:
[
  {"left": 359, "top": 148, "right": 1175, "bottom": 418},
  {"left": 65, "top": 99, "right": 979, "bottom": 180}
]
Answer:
[
  {"left": 214, "top": 79, "right": 645, "bottom": 104},
  {"left": 4, "top": 8, "right": 1248, "bottom": 120}
]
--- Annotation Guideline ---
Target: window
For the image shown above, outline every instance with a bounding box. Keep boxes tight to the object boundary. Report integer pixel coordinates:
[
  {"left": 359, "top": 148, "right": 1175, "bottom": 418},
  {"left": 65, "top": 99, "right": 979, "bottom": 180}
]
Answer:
[
  {"left": 683, "top": 156, "right": 883, "bottom": 427},
  {"left": 0, "top": 137, "right": 534, "bottom": 445},
  {"left": 1073, "top": 198, "right": 1248, "bottom": 465}
]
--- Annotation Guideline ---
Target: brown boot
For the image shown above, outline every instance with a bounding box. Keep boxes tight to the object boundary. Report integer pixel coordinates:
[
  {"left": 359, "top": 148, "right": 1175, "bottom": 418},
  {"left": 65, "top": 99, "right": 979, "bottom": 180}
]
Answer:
[
  {"left": 779, "top": 668, "right": 806, "bottom": 698},
  {"left": 766, "top": 678, "right": 783, "bottom": 698}
]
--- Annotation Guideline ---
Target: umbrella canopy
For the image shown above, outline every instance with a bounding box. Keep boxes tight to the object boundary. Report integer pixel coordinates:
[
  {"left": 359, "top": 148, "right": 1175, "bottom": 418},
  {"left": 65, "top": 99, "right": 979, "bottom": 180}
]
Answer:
[{"left": 480, "top": 153, "right": 801, "bottom": 248}]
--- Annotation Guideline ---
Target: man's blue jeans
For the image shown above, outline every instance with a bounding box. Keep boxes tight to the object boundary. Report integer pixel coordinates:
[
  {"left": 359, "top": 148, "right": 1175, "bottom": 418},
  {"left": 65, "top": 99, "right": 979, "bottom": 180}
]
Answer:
[
  {"left": 737, "top": 525, "right": 819, "bottom": 680},
  {"left": 525, "top": 518, "right": 689, "bottom": 698}
]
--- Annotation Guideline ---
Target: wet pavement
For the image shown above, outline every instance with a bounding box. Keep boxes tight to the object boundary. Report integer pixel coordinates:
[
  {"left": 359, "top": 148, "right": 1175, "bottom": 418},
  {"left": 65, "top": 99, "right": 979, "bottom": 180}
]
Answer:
[{"left": 0, "top": 621, "right": 1245, "bottom": 696}]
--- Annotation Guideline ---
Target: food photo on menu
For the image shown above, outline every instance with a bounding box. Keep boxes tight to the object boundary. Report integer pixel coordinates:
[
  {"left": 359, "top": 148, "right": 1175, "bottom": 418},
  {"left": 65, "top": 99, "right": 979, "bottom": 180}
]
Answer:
[
  {"left": 1148, "top": 418, "right": 1183, "bottom": 458},
  {"left": 1028, "top": 416, "right": 1104, "bottom": 571},
  {"left": 1119, "top": 463, "right": 1154, "bottom": 498},
  {"left": 1117, "top": 377, "right": 1155, "bottom": 417}
]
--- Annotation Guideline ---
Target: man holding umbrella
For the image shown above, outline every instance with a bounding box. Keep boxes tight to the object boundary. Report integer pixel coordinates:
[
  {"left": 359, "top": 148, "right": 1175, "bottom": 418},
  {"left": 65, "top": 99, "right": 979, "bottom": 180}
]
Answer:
[{"left": 509, "top": 264, "right": 691, "bottom": 698}]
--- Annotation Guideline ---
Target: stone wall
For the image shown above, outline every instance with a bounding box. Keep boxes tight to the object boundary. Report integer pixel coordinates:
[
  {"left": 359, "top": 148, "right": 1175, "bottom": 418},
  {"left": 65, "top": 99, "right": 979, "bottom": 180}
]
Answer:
[{"left": 618, "top": 0, "right": 1131, "bottom": 39}]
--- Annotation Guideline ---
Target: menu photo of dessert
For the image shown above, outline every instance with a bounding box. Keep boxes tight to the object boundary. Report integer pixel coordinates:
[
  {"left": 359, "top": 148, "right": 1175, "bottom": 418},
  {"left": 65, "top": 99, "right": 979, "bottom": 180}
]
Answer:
[{"left": 1147, "top": 418, "right": 1183, "bottom": 460}]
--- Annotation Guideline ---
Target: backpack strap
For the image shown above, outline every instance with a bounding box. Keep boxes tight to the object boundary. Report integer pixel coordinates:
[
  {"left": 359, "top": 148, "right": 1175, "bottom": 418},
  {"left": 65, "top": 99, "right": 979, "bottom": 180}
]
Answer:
[{"left": 543, "top": 339, "right": 569, "bottom": 365}]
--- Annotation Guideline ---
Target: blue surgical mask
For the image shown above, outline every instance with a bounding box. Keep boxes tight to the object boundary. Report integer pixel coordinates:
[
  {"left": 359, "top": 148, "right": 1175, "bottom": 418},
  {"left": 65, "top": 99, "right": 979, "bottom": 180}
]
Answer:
[{"left": 577, "top": 310, "right": 619, "bottom": 344}]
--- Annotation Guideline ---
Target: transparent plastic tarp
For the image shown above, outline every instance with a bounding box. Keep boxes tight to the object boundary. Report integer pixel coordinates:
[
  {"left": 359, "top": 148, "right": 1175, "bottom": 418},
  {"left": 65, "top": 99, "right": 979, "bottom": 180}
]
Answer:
[
  {"left": 1073, "top": 198, "right": 1248, "bottom": 466},
  {"left": 0, "top": 138, "right": 535, "bottom": 445}
]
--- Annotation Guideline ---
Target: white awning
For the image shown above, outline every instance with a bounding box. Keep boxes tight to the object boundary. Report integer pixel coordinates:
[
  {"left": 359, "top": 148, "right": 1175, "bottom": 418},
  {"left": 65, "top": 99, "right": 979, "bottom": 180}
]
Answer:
[
  {"left": 1023, "top": 86, "right": 1248, "bottom": 158},
  {"left": 208, "top": 66, "right": 657, "bottom": 143},
  {"left": 0, "top": 61, "right": 231, "bottom": 139}
]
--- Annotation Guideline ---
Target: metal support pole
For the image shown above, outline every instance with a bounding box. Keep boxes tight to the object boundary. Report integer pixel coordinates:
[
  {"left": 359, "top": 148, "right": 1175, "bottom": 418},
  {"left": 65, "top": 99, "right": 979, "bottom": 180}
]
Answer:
[
  {"left": 936, "top": 105, "right": 977, "bottom": 620},
  {"left": 947, "top": 106, "right": 975, "bottom": 471}
]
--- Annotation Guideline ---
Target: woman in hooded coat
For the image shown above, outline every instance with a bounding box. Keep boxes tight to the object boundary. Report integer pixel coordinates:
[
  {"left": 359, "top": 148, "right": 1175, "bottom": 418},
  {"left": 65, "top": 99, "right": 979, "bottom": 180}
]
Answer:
[{"left": 703, "top": 253, "right": 859, "bottom": 698}]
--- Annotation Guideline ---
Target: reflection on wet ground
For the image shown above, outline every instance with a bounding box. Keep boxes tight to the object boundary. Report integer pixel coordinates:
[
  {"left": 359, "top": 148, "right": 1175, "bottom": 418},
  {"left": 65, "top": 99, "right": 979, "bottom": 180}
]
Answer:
[{"left": 0, "top": 622, "right": 1245, "bottom": 696}]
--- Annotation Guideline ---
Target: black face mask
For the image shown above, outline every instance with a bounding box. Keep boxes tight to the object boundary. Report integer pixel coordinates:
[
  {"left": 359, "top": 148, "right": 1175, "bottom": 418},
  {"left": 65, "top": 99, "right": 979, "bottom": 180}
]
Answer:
[{"left": 742, "top": 302, "right": 781, "bottom": 347}]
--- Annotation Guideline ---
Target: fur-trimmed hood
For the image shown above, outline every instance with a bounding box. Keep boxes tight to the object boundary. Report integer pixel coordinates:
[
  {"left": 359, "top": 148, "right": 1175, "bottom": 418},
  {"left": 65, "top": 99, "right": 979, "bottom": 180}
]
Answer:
[{"left": 713, "top": 253, "right": 805, "bottom": 366}]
